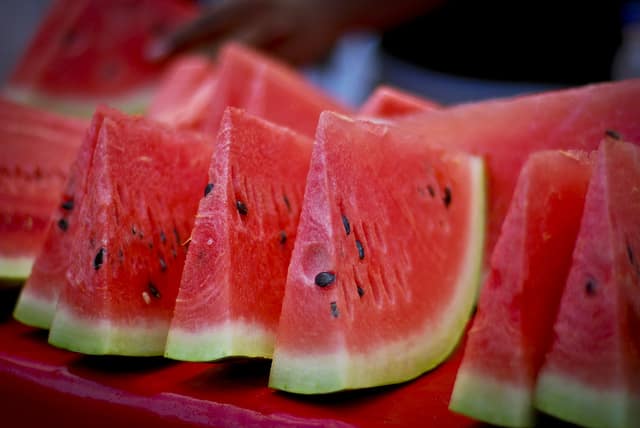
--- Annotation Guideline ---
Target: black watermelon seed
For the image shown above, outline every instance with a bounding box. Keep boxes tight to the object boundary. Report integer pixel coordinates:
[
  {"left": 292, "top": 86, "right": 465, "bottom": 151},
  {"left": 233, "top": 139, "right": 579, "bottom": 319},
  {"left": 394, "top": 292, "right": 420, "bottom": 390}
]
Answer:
[
  {"left": 330, "top": 301, "right": 339, "bottom": 318},
  {"left": 279, "top": 230, "right": 287, "bottom": 245},
  {"left": 236, "top": 200, "right": 248, "bottom": 216},
  {"left": 173, "top": 228, "right": 180, "bottom": 244},
  {"left": 341, "top": 214, "right": 351, "bottom": 236},
  {"left": 357, "top": 285, "right": 365, "bottom": 297},
  {"left": 605, "top": 129, "right": 622, "bottom": 140},
  {"left": 160, "top": 231, "right": 167, "bottom": 244},
  {"left": 427, "top": 185, "right": 435, "bottom": 197},
  {"left": 61, "top": 199, "right": 74, "bottom": 211},
  {"left": 356, "top": 240, "right": 365, "bottom": 260},
  {"left": 204, "top": 183, "right": 214, "bottom": 197},
  {"left": 443, "top": 186, "right": 452, "bottom": 208},
  {"left": 627, "top": 243, "right": 635, "bottom": 265},
  {"left": 585, "top": 278, "right": 597, "bottom": 296},
  {"left": 57, "top": 218, "right": 69, "bottom": 231},
  {"left": 283, "top": 195, "right": 291, "bottom": 212},
  {"left": 94, "top": 248, "right": 105, "bottom": 270},
  {"left": 159, "top": 256, "right": 167, "bottom": 272},
  {"left": 148, "top": 242, "right": 153, "bottom": 249},
  {"left": 148, "top": 282, "right": 161, "bottom": 299},
  {"left": 315, "top": 272, "right": 336, "bottom": 287},
  {"left": 131, "top": 225, "right": 137, "bottom": 235}
]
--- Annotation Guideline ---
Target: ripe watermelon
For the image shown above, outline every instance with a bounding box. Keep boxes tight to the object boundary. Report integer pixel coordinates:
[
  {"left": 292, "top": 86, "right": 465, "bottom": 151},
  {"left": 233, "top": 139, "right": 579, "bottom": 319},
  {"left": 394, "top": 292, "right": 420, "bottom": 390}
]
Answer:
[
  {"left": 0, "top": 98, "right": 87, "bottom": 282},
  {"left": 147, "top": 55, "right": 217, "bottom": 128},
  {"left": 42, "top": 108, "right": 212, "bottom": 356},
  {"left": 200, "top": 43, "right": 351, "bottom": 137},
  {"left": 399, "top": 79, "right": 640, "bottom": 259},
  {"left": 165, "top": 108, "right": 313, "bottom": 362},
  {"left": 449, "top": 150, "right": 593, "bottom": 427},
  {"left": 5, "top": 0, "right": 197, "bottom": 115},
  {"left": 535, "top": 138, "right": 640, "bottom": 428},
  {"left": 269, "top": 112, "right": 486, "bottom": 394},
  {"left": 359, "top": 85, "right": 439, "bottom": 119}
]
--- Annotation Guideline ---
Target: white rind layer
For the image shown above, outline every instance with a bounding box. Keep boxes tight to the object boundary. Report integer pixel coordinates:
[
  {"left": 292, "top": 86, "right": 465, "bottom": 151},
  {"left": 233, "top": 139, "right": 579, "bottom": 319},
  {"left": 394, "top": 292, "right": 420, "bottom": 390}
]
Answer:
[
  {"left": 165, "top": 321, "right": 275, "bottom": 362},
  {"left": 0, "top": 256, "right": 33, "bottom": 282},
  {"left": 269, "top": 157, "right": 487, "bottom": 394},
  {"left": 13, "top": 287, "right": 57, "bottom": 329}
]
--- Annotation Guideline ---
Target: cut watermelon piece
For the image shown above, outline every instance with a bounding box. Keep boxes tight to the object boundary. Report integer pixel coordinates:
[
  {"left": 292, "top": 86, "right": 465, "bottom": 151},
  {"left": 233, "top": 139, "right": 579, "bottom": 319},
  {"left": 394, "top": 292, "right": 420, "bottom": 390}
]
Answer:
[
  {"left": 165, "top": 108, "right": 313, "bottom": 361},
  {"left": 535, "top": 138, "right": 640, "bottom": 428},
  {"left": 269, "top": 112, "right": 486, "bottom": 394},
  {"left": 5, "top": 0, "right": 197, "bottom": 115},
  {"left": 200, "top": 43, "right": 351, "bottom": 137},
  {"left": 0, "top": 98, "right": 87, "bottom": 282},
  {"left": 146, "top": 55, "right": 217, "bottom": 129},
  {"left": 449, "top": 150, "right": 593, "bottom": 427},
  {"left": 44, "top": 108, "right": 212, "bottom": 356},
  {"left": 399, "top": 79, "right": 640, "bottom": 259},
  {"left": 359, "top": 85, "right": 439, "bottom": 119}
]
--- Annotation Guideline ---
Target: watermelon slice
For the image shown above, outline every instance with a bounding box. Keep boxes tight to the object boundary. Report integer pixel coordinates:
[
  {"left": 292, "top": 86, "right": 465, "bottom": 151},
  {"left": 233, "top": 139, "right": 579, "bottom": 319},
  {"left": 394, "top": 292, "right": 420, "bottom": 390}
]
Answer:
[
  {"left": 146, "top": 55, "right": 217, "bottom": 128},
  {"left": 0, "top": 98, "right": 87, "bottom": 282},
  {"left": 165, "top": 108, "right": 313, "bottom": 362},
  {"left": 449, "top": 150, "right": 593, "bottom": 427},
  {"left": 398, "top": 79, "right": 640, "bottom": 259},
  {"left": 200, "top": 43, "right": 350, "bottom": 137},
  {"left": 5, "top": 0, "right": 197, "bottom": 115},
  {"left": 358, "top": 85, "right": 439, "bottom": 119},
  {"left": 269, "top": 112, "right": 486, "bottom": 394},
  {"left": 535, "top": 138, "right": 640, "bottom": 428}
]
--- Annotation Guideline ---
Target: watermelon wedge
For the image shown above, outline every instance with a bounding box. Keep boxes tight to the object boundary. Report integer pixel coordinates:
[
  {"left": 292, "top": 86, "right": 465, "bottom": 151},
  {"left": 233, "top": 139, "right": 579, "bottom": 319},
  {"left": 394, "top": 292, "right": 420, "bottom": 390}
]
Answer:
[
  {"left": 200, "top": 43, "right": 350, "bottom": 137},
  {"left": 5, "top": 0, "right": 197, "bottom": 115},
  {"left": 269, "top": 112, "right": 486, "bottom": 394},
  {"left": 398, "top": 79, "right": 640, "bottom": 258},
  {"left": 43, "top": 108, "right": 212, "bottom": 356},
  {"left": 147, "top": 55, "right": 217, "bottom": 129},
  {"left": 0, "top": 98, "right": 87, "bottom": 282},
  {"left": 165, "top": 108, "right": 313, "bottom": 361},
  {"left": 358, "top": 85, "right": 439, "bottom": 119},
  {"left": 449, "top": 150, "right": 593, "bottom": 427},
  {"left": 535, "top": 138, "right": 640, "bottom": 428}
]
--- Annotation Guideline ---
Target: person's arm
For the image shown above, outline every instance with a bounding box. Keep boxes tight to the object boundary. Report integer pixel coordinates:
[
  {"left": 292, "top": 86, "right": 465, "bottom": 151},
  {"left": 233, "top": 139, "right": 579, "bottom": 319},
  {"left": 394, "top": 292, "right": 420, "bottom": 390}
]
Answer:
[{"left": 147, "top": 0, "right": 444, "bottom": 65}]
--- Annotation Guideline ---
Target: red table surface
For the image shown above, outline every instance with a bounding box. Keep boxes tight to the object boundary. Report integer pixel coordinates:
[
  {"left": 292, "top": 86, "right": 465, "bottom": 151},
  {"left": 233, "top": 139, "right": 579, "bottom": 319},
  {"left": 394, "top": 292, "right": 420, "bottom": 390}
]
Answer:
[{"left": 0, "top": 289, "right": 573, "bottom": 428}]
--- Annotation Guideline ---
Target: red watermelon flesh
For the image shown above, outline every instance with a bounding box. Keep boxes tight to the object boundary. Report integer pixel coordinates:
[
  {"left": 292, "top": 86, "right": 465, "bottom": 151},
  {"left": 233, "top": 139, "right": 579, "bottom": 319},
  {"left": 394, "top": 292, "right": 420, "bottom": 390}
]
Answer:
[
  {"left": 535, "top": 138, "right": 640, "bottom": 428},
  {"left": 449, "top": 150, "right": 593, "bottom": 427},
  {"left": 398, "top": 79, "right": 640, "bottom": 260},
  {"left": 45, "top": 108, "right": 213, "bottom": 356},
  {"left": 269, "top": 112, "right": 486, "bottom": 394},
  {"left": 200, "top": 43, "right": 351, "bottom": 138},
  {"left": 358, "top": 85, "right": 440, "bottom": 119},
  {"left": 165, "top": 108, "right": 313, "bottom": 361},
  {"left": 147, "top": 55, "right": 217, "bottom": 129},
  {"left": 5, "top": 0, "right": 197, "bottom": 115},
  {"left": 0, "top": 98, "right": 87, "bottom": 281}
]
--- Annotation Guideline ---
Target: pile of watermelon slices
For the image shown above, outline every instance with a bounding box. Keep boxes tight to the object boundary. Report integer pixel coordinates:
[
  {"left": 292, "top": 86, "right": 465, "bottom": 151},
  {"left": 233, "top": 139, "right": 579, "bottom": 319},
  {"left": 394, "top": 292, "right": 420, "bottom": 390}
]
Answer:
[{"left": 3, "top": 2, "right": 640, "bottom": 428}]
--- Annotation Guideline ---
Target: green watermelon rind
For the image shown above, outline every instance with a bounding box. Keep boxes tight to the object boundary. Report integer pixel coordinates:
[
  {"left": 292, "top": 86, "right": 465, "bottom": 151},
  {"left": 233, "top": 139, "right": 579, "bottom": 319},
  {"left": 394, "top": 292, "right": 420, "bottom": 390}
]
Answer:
[
  {"left": 449, "top": 369, "right": 534, "bottom": 427},
  {"left": 3, "top": 85, "right": 154, "bottom": 117},
  {"left": 165, "top": 322, "right": 275, "bottom": 362},
  {"left": 48, "top": 308, "right": 170, "bottom": 356},
  {"left": 268, "top": 157, "right": 487, "bottom": 394},
  {"left": 0, "top": 256, "right": 33, "bottom": 282},
  {"left": 535, "top": 371, "right": 639, "bottom": 428},
  {"left": 13, "top": 289, "right": 56, "bottom": 329}
]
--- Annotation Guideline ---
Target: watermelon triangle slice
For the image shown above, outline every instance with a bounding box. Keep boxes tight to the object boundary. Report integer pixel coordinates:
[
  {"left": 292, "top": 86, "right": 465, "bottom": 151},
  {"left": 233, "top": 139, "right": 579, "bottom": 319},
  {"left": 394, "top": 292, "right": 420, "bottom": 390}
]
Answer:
[
  {"left": 398, "top": 79, "right": 640, "bottom": 260},
  {"left": 449, "top": 150, "right": 593, "bottom": 427},
  {"left": 5, "top": 0, "right": 197, "bottom": 115},
  {"left": 199, "top": 43, "right": 351, "bottom": 137},
  {"left": 165, "top": 107, "right": 313, "bottom": 361},
  {"left": 17, "top": 107, "right": 213, "bottom": 356},
  {"left": 535, "top": 138, "right": 640, "bottom": 428},
  {"left": 269, "top": 112, "right": 486, "bottom": 394},
  {"left": 0, "top": 98, "right": 87, "bottom": 282}
]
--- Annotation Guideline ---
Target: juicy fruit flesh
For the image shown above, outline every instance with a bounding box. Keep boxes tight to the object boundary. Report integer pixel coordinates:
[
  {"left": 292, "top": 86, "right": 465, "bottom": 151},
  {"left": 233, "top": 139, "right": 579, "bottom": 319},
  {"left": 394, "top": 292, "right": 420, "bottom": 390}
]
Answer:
[
  {"left": 44, "top": 109, "right": 212, "bottom": 356},
  {"left": 165, "top": 108, "right": 312, "bottom": 361},
  {"left": 450, "top": 150, "right": 593, "bottom": 427},
  {"left": 534, "top": 139, "right": 640, "bottom": 428},
  {"left": 269, "top": 112, "right": 486, "bottom": 393}
]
